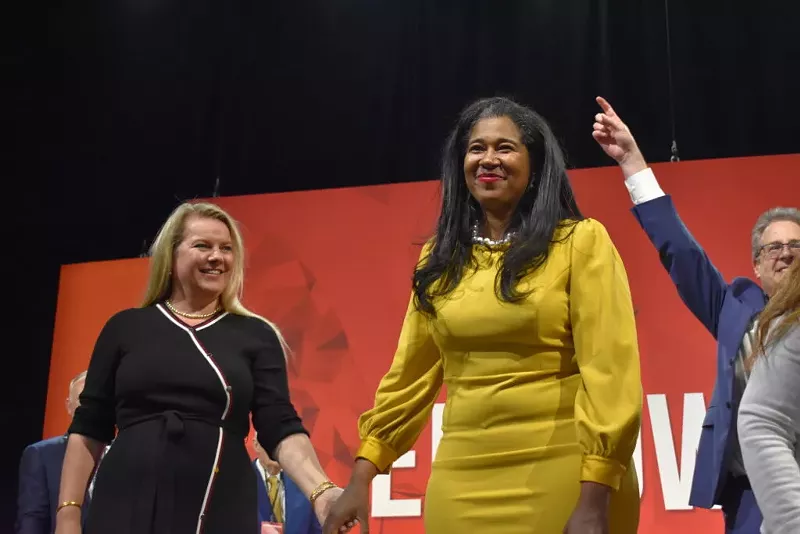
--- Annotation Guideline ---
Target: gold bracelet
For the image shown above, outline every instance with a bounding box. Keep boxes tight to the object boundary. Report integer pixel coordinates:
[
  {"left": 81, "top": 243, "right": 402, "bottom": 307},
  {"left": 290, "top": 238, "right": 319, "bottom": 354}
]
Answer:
[
  {"left": 56, "top": 501, "right": 82, "bottom": 513},
  {"left": 309, "top": 480, "right": 337, "bottom": 506}
]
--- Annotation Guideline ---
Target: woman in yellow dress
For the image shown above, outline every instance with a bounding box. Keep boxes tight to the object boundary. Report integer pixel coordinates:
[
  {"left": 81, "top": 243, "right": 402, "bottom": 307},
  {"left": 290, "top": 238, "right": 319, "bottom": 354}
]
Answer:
[{"left": 324, "top": 97, "right": 642, "bottom": 534}]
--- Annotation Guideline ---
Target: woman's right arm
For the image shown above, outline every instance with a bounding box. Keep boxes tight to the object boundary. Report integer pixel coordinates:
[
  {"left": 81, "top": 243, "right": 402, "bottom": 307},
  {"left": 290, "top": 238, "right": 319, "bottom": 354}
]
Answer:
[
  {"left": 56, "top": 313, "right": 124, "bottom": 530},
  {"left": 354, "top": 290, "right": 443, "bottom": 478},
  {"left": 323, "top": 286, "right": 442, "bottom": 534}
]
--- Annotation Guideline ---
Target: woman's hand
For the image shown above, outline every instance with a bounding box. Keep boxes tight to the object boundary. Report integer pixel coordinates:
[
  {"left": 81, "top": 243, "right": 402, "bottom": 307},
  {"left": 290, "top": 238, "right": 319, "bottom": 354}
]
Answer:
[
  {"left": 322, "top": 481, "right": 370, "bottom": 534},
  {"left": 312, "top": 487, "right": 347, "bottom": 528},
  {"left": 592, "top": 96, "right": 648, "bottom": 178},
  {"left": 563, "top": 481, "right": 611, "bottom": 534},
  {"left": 562, "top": 503, "right": 609, "bottom": 534}
]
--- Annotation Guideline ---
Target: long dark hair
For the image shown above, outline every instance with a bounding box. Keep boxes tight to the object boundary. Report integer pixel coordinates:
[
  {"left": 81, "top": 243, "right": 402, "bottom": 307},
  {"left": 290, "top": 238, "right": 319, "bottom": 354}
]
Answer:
[{"left": 412, "top": 97, "right": 584, "bottom": 316}]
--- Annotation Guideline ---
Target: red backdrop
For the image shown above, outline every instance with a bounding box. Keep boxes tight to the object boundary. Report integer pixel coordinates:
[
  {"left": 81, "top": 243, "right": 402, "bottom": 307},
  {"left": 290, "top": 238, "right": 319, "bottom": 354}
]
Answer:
[{"left": 44, "top": 155, "right": 800, "bottom": 532}]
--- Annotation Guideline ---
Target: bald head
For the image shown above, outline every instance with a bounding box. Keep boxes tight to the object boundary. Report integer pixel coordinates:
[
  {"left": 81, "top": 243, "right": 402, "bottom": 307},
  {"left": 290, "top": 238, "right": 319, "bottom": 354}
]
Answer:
[{"left": 66, "top": 371, "right": 86, "bottom": 417}]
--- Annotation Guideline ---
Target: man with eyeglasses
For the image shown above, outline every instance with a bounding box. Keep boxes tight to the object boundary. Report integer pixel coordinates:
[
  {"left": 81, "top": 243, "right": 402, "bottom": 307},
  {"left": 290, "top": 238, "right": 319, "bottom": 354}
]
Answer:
[{"left": 591, "top": 96, "right": 799, "bottom": 534}]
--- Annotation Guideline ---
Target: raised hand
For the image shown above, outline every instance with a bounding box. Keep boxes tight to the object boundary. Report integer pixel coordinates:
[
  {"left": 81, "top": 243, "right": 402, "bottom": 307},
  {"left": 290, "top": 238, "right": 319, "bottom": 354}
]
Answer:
[{"left": 591, "top": 96, "right": 647, "bottom": 176}]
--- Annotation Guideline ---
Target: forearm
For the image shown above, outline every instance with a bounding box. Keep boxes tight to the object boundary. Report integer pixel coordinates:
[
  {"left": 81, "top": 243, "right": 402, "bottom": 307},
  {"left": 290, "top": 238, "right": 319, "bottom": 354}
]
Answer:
[
  {"left": 58, "top": 434, "right": 104, "bottom": 504},
  {"left": 349, "top": 458, "right": 380, "bottom": 486},
  {"left": 274, "top": 433, "right": 332, "bottom": 498},
  {"left": 578, "top": 481, "right": 612, "bottom": 504}
]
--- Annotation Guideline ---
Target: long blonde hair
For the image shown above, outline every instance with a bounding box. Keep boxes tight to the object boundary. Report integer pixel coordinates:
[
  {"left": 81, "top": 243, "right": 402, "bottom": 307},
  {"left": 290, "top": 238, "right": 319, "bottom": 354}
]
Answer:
[
  {"left": 749, "top": 261, "right": 800, "bottom": 368},
  {"left": 141, "top": 201, "right": 290, "bottom": 355}
]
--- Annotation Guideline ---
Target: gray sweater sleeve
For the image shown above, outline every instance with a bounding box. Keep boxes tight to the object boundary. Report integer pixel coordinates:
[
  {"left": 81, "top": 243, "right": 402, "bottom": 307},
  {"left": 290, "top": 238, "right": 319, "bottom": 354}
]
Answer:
[{"left": 738, "top": 322, "right": 800, "bottom": 534}]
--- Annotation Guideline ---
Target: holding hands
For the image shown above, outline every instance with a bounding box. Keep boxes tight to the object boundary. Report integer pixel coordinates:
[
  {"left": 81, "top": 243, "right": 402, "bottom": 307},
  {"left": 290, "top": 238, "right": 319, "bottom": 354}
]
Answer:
[
  {"left": 314, "top": 486, "right": 361, "bottom": 533},
  {"left": 322, "top": 479, "right": 370, "bottom": 534}
]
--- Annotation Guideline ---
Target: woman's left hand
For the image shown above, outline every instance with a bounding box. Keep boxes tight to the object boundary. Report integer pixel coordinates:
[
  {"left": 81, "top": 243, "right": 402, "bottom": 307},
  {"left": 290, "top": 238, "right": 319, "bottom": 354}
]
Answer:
[
  {"left": 562, "top": 502, "right": 609, "bottom": 534},
  {"left": 313, "top": 487, "right": 356, "bottom": 532}
]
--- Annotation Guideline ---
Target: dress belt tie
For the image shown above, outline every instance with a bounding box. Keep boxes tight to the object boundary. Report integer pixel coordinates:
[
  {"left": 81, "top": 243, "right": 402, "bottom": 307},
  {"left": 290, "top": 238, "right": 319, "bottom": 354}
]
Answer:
[{"left": 118, "top": 410, "right": 244, "bottom": 534}]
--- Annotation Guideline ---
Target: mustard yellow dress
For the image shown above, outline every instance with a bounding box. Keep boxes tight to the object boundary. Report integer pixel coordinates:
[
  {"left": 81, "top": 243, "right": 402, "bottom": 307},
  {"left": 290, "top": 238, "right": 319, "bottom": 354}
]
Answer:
[{"left": 356, "top": 219, "right": 642, "bottom": 533}]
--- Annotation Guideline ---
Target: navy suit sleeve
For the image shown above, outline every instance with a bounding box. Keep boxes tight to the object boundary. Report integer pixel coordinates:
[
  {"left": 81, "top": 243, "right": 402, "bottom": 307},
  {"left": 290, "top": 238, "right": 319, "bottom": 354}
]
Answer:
[
  {"left": 15, "top": 445, "right": 50, "bottom": 534},
  {"left": 631, "top": 195, "right": 729, "bottom": 339}
]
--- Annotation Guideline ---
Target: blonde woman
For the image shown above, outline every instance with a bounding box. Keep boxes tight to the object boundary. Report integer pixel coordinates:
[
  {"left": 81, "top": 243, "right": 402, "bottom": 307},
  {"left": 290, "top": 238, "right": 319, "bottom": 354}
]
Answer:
[
  {"left": 739, "top": 260, "right": 800, "bottom": 534},
  {"left": 55, "top": 203, "right": 348, "bottom": 534}
]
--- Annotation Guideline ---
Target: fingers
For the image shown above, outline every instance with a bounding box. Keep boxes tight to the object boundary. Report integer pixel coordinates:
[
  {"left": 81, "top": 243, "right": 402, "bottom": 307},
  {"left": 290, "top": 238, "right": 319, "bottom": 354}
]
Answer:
[
  {"left": 595, "top": 96, "right": 615, "bottom": 116},
  {"left": 593, "top": 112, "right": 617, "bottom": 129},
  {"left": 359, "top": 510, "right": 370, "bottom": 533},
  {"left": 323, "top": 516, "right": 343, "bottom": 534},
  {"left": 595, "top": 96, "right": 630, "bottom": 133},
  {"left": 337, "top": 518, "right": 357, "bottom": 533},
  {"left": 594, "top": 112, "right": 628, "bottom": 138},
  {"left": 591, "top": 116, "right": 614, "bottom": 144},
  {"left": 325, "top": 512, "right": 360, "bottom": 533},
  {"left": 592, "top": 122, "right": 610, "bottom": 137}
]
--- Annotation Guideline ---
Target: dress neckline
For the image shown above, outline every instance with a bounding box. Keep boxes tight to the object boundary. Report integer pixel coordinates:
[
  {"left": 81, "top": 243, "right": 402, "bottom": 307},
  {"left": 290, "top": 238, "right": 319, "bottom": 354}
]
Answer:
[{"left": 156, "top": 302, "right": 227, "bottom": 331}]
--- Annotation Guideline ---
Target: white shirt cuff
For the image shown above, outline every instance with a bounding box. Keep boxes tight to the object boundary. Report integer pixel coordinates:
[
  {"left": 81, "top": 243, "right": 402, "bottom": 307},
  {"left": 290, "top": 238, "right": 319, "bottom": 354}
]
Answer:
[{"left": 624, "top": 167, "right": 666, "bottom": 205}]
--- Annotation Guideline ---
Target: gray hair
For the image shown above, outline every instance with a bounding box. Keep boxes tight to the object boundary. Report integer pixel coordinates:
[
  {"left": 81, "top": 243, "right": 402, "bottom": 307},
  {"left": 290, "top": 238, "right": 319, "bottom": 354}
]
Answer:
[
  {"left": 751, "top": 207, "right": 800, "bottom": 259},
  {"left": 69, "top": 370, "right": 87, "bottom": 389}
]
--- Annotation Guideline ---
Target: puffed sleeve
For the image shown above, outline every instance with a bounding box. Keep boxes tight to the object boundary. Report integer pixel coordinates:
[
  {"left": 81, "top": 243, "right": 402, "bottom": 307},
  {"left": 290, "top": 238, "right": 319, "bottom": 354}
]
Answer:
[
  {"left": 356, "top": 244, "right": 444, "bottom": 473},
  {"left": 250, "top": 318, "right": 308, "bottom": 459},
  {"left": 570, "top": 219, "right": 643, "bottom": 490},
  {"left": 68, "top": 311, "right": 127, "bottom": 443}
]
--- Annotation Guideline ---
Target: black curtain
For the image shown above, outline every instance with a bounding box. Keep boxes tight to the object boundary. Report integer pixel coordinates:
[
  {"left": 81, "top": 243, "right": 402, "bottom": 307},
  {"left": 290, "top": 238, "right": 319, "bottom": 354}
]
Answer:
[{"left": 5, "top": 0, "right": 800, "bottom": 527}]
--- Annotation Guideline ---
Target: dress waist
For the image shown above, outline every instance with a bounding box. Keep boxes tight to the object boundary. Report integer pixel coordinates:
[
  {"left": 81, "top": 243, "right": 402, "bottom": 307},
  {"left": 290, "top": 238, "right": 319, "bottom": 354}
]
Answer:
[
  {"left": 119, "top": 410, "right": 240, "bottom": 534},
  {"left": 118, "top": 409, "right": 245, "bottom": 437}
]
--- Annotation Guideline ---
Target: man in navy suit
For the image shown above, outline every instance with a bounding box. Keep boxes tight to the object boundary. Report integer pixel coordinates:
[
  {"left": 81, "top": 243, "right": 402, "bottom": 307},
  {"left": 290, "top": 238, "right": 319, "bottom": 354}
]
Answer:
[
  {"left": 592, "top": 97, "right": 800, "bottom": 533},
  {"left": 253, "top": 434, "right": 322, "bottom": 534},
  {"left": 16, "top": 371, "right": 87, "bottom": 534}
]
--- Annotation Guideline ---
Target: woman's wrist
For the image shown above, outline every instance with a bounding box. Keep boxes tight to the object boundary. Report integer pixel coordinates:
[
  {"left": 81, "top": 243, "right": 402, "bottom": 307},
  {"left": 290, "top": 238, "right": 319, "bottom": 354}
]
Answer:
[
  {"left": 349, "top": 458, "right": 379, "bottom": 487},
  {"left": 576, "top": 481, "right": 611, "bottom": 510},
  {"left": 309, "top": 480, "right": 338, "bottom": 506},
  {"left": 56, "top": 502, "right": 82, "bottom": 520}
]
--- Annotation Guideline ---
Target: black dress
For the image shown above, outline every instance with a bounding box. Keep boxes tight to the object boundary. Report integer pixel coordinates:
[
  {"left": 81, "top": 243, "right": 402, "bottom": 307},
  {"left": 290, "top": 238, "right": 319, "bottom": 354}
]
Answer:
[{"left": 69, "top": 303, "right": 307, "bottom": 534}]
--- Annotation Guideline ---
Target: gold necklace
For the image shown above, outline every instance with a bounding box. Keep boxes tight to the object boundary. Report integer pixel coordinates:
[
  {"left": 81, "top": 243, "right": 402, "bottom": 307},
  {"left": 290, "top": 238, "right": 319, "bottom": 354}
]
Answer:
[{"left": 165, "top": 300, "right": 221, "bottom": 319}]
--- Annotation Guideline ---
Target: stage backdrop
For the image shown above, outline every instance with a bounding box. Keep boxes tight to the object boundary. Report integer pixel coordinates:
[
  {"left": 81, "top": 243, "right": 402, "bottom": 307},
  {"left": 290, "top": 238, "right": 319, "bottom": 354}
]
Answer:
[{"left": 45, "top": 155, "right": 799, "bottom": 533}]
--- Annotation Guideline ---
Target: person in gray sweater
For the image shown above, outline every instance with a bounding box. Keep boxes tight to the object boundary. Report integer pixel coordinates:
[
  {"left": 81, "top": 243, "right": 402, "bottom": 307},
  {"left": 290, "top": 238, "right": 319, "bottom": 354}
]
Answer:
[{"left": 739, "top": 260, "right": 800, "bottom": 534}]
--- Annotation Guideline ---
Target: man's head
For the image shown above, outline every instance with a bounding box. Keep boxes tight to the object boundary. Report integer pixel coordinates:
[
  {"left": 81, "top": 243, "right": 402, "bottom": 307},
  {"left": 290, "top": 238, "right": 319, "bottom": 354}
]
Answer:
[
  {"left": 66, "top": 371, "right": 87, "bottom": 417},
  {"left": 253, "top": 434, "right": 281, "bottom": 476},
  {"left": 752, "top": 207, "right": 800, "bottom": 296}
]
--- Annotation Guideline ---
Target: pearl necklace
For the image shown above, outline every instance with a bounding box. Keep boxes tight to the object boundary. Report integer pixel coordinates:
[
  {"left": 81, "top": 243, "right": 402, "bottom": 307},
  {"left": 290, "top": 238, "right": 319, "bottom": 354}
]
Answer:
[
  {"left": 471, "top": 223, "right": 515, "bottom": 247},
  {"left": 165, "top": 300, "right": 221, "bottom": 319}
]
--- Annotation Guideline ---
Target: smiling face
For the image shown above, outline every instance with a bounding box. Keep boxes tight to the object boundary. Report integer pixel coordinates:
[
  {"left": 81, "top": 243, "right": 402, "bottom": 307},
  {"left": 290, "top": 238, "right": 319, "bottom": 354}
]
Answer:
[
  {"left": 754, "top": 219, "right": 800, "bottom": 296},
  {"left": 463, "top": 115, "right": 531, "bottom": 214},
  {"left": 171, "top": 215, "right": 234, "bottom": 301}
]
